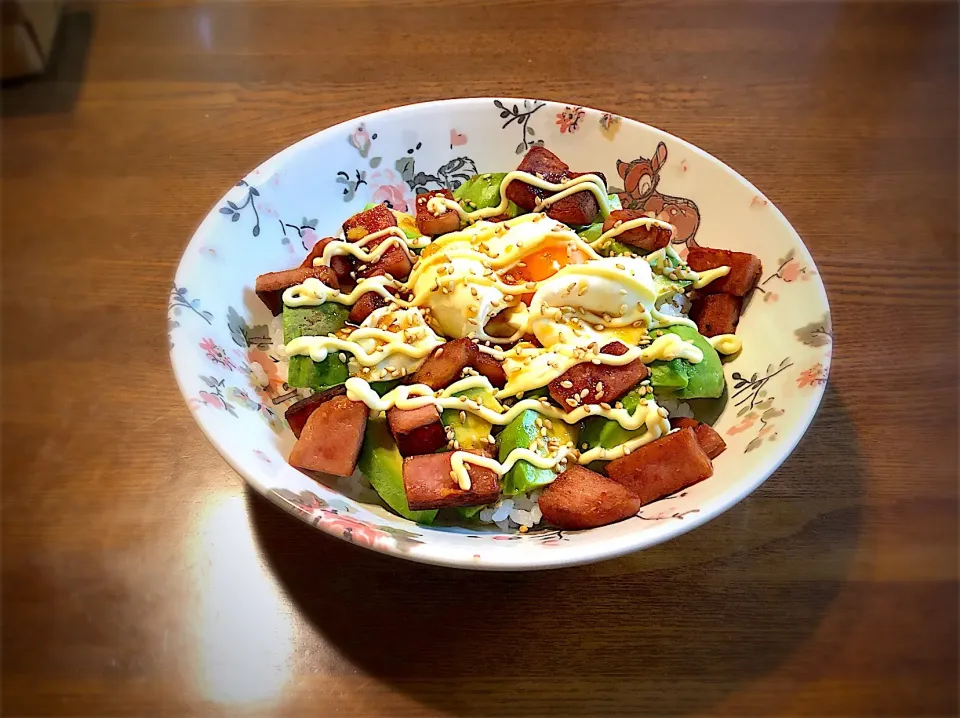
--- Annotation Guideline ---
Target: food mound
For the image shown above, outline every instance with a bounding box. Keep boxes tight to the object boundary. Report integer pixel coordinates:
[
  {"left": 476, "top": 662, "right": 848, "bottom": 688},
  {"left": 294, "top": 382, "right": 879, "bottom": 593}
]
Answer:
[{"left": 253, "top": 146, "right": 762, "bottom": 531}]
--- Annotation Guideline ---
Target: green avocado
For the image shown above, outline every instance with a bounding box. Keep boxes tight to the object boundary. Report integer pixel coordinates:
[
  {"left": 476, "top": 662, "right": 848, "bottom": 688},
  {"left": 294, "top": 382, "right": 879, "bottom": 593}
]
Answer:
[
  {"left": 287, "top": 355, "right": 348, "bottom": 390},
  {"left": 283, "top": 303, "right": 351, "bottom": 390},
  {"left": 648, "top": 325, "right": 724, "bottom": 399},
  {"left": 453, "top": 173, "right": 522, "bottom": 217},
  {"left": 577, "top": 222, "right": 603, "bottom": 243},
  {"left": 454, "top": 505, "right": 486, "bottom": 520},
  {"left": 579, "top": 387, "right": 647, "bottom": 450},
  {"left": 369, "top": 379, "right": 402, "bottom": 397},
  {"left": 441, "top": 386, "right": 502, "bottom": 451},
  {"left": 648, "top": 358, "right": 690, "bottom": 391},
  {"left": 498, "top": 409, "right": 577, "bottom": 496},
  {"left": 606, "top": 240, "right": 649, "bottom": 258},
  {"left": 357, "top": 418, "right": 437, "bottom": 524},
  {"left": 654, "top": 274, "right": 693, "bottom": 301}
]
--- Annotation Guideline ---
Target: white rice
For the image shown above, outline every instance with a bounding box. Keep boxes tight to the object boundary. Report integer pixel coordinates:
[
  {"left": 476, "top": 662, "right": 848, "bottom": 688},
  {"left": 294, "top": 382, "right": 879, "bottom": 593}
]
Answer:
[
  {"left": 477, "top": 490, "right": 544, "bottom": 530},
  {"left": 269, "top": 314, "right": 287, "bottom": 359},
  {"left": 656, "top": 290, "right": 690, "bottom": 316}
]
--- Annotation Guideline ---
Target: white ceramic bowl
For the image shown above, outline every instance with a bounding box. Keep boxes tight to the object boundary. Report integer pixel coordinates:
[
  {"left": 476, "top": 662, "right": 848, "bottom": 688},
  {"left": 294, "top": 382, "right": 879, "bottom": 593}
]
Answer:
[{"left": 170, "top": 98, "right": 831, "bottom": 570}]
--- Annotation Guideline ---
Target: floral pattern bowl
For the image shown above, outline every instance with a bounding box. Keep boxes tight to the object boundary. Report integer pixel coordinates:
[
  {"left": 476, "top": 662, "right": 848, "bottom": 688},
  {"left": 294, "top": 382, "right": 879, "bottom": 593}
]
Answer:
[{"left": 170, "top": 98, "right": 831, "bottom": 570}]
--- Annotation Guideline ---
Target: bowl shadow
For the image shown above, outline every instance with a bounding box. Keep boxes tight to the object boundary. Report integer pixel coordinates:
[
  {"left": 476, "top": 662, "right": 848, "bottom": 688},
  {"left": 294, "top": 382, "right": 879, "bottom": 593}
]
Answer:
[{"left": 249, "top": 385, "right": 861, "bottom": 715}]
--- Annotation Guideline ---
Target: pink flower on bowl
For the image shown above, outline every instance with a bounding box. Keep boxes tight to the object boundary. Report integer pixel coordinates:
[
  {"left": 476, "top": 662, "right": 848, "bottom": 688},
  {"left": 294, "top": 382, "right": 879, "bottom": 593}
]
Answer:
[
  {"left": 348, "top": 123, "right": 372, "bottom": 157},
  {"left": 556, "top": 106, "right": 585, "bottom": 134},
  {"left": 727, "top": 414, "right": 758, "bottom": 436},
  {"left": 797, "top": 363, "right": 827, "bottom": 388},
  {"left": 200, "top": 337, "right": 235, "bottom": 370},
  {"left": 301, "top": 228, "right": 319, "bottom": 250},
  {"left": 370, "top": 168, "right": 414, "bottom": 213},
  {"left": 781, "top": 260, "right": 803, "bottom": 282}
]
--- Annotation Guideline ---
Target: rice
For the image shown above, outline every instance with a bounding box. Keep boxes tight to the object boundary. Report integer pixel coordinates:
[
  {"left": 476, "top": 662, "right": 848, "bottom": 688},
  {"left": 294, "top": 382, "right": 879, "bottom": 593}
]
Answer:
[
  {"left": 269, "top": 314, "right": 287, "bottom": 358},
  {"left": 476, "top": 490, "right": 544, "bottom": 530},
  {"left": 656, "top": 291, "right": 690, "bottom": 316}
]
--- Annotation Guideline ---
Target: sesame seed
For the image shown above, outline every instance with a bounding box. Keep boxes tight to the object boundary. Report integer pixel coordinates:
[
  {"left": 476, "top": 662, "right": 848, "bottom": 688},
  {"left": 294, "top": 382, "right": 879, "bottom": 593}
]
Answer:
[
  {"left": 460, "top": 410, "right": 467, "bottom": 423},
  {"left": 560, "top": 380, "right": 573, "bottom": 389},
  {"left": 565, "top": 397, "right": 579, "bottom": 408}
]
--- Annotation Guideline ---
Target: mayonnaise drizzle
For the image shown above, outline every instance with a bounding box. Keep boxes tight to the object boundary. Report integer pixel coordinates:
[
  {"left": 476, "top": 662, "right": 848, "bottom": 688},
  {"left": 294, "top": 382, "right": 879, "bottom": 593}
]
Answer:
[
  {"left": 345, "top": 375, "right": 670, "bottom": 489},
  {"left": 313, "top": 227, "right": 419, "bottom": 267},
  {"left": 434, "top": 171, "right": 612, "bottom": 223},
  {"left": 643, "top": 245, "right": 730, "bottom": 290},
  {"left": 708, "top": 334, "right": 743, "bottom": 355},
  {"left": 590, "top": 216, "right": 676, "bottom": 250},
  {"left": 280, "top": 176, "right": 745, "bottom": 491}
]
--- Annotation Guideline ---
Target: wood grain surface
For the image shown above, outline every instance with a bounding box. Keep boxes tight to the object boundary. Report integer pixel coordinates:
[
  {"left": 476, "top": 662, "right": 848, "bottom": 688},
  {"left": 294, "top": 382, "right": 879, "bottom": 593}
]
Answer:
[{"left": 2, "top": 1, "right": 957, "bottom": 715}]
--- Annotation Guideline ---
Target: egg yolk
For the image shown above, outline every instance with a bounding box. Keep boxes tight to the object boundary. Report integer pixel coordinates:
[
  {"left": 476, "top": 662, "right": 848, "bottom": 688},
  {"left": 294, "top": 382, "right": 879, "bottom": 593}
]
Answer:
[{"left": 503, "top": 242, "right": 591, "bottom": 303}]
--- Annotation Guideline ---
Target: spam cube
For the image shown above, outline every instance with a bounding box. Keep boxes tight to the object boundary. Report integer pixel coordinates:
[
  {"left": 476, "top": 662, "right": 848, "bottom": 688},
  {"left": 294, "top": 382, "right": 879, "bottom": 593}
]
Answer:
[
  {"left": 284, "top": 385, "right": 348, "bottom": 439},
  {"left": 605, "top": 427, "right": 713, "bottom": 505},
  {"left": 542, "top": 170, "right": 607, "bottom": 226},
  {"left": 472, "top": 351, "right": 507, "bottom": 389},
  {"left": 288, "top": 396, "right": 368, "bottom": 476},
  {"left": 255, "top": 265, "right": 339, "bottom": 316},
  {"left": 548, "top": 341, "right": 648, "bottom": 412},
  {"left": 300, "top": 236, "right": 338, "bottom": 268},
  {"left": 538, "top": 465, "right": 642, "bottom": 529},
  {"left": 505, "top": 146, "right": 606, "bottom": 226},
  {"left": 687, "top": 247, "right": 762, "bottom": 297},
  {"left": 416, "top": 189, "right": 460, "bottom": 236},
  {"left": 301, "top": 237, "right": 357, "bottom": 291},
  {"left": 342, "top": 202, "right": 397, "bottom": 241},
  {"left": 413, "top": 338, "right": 478, "bottom": 390},
  {"left": 356, "top": 237, "right": 412, "bottom": 282},
  {"left": 402, "top": 450, "right": 501, "bottom": 510},
  {"left": 669, "top": 418, "right": 727, "bottom": 459},
  {"left": 348, "top": 291, "right": 388, "bottom": 325},
  {"left": 602, "top": 209, "right": 672, "bottom": 251},
  {"left": 690, "top": 293, "right": 742, "bottom": 337},
  {"left": 386, "top": 404, "right": 447, "bottom": 457}
]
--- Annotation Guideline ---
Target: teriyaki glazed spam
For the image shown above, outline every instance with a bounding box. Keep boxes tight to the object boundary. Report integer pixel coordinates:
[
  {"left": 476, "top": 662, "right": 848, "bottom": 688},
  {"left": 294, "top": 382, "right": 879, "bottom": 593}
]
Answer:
[{"left": 253, "top": 146, "right": 763, "bottom": 532}]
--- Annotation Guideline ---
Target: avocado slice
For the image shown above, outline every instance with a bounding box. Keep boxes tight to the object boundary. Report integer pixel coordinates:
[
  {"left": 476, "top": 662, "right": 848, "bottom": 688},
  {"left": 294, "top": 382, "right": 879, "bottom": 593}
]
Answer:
[
  {"left": 498, "top": 409, "right": 577, "bottom": 495},
  {"left": 441, "top": 386, "right": 502, "bottom": 450},
  {"left": 283, "top": 303, "right": 351, "bottom": 390},
  {"left": 357, "top": 417, "right": 437, "bottom": 524},
  {"left": 648, "top": 325, "right": 724, "bottom": 399},
  {"left": 287, "top": 354, "right": 348, "bottom": 390},
  {"left": 653, "top": 274, "right": 693, "bottom": 301},
  {"left": 579, "top": 387, "right": 648, "bottom": 450},
  {"left": 453, "top": 173, "right": 522, "bottom": 217},
  {"left": 454, "top": 505, "right": 486, "bottom": 520},
  {"left": 575, "top": 196, "right": 621, "bottom": 244},
  {"left": 648, "top": 358, "right": 690, "bottom": 392},
  {"left": 369, "top": 379, "right": 402, "bottom": 397}
]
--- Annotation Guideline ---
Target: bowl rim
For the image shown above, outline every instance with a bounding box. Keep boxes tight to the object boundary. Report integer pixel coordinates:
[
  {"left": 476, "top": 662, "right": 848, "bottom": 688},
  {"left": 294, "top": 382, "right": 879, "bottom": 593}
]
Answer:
[{"left": 171, "top": 96, "right": 831, "bottom": 571}]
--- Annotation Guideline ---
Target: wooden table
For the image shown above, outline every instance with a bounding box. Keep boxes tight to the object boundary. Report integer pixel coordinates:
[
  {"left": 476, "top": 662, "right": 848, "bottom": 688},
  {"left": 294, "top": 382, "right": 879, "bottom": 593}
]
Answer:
[{"left": 2, "top": 1, "right": 957, "bottom": 715}]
